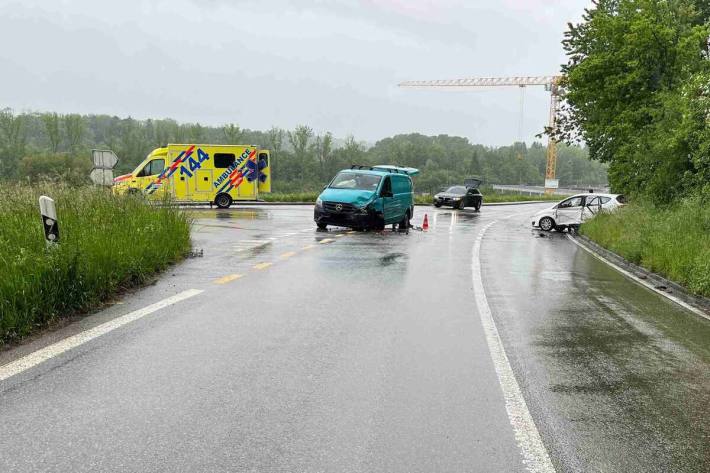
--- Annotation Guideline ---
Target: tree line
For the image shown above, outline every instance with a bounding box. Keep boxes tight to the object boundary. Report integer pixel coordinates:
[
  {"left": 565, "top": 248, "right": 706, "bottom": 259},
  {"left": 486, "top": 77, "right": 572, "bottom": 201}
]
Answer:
[
  {"left": 0, "top": 109, "right": 607, "bottom": 192},
  {"left": 554, "top": 0, "right": 710, "bottom": 204}
]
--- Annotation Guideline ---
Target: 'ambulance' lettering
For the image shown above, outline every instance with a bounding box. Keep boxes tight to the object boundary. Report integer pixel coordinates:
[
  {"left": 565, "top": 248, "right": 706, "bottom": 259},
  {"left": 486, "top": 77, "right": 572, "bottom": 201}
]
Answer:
[{"left": 213, "top": 148, "right": 253, "bottom": 189}]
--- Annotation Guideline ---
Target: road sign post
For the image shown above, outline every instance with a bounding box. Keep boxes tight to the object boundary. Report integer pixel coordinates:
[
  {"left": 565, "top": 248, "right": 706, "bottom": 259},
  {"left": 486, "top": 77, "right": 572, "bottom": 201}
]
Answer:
[
  {"left": 90, "top": 149, "right": 119, "bottom": 186},
  {"left": 39, "top": 196, "right": 59, "bottom": 245}
]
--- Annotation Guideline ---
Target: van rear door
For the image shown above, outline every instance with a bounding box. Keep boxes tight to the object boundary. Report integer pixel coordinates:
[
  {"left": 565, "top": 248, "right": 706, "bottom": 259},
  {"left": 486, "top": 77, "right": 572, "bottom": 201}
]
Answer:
[{"left": 381, "top": 176, "right": 398, "bottom": 223}]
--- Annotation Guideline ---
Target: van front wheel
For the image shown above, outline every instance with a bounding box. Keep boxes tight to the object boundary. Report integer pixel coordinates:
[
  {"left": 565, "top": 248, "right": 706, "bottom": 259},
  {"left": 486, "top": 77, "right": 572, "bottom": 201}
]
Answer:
[{"left": 215, "top": 193, "right": 232, "bottom": 209}]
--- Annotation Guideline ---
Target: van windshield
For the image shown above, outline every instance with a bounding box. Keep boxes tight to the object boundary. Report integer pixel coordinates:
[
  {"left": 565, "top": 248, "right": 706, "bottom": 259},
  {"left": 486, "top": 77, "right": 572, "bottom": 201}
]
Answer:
[{"left": 329, "top": 172, "right": 381, "bottom": 191}]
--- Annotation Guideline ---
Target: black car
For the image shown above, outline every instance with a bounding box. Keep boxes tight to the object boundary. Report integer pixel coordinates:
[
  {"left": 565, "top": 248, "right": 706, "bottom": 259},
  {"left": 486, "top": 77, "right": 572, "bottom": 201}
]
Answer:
[{"left": 433, "top": 179, "right": 483, "bottom": 210}]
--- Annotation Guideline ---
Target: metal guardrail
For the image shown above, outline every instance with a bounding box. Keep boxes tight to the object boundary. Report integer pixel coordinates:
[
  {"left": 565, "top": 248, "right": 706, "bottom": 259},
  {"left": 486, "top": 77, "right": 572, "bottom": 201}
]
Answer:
[{"left": 490, "top": 184, "right": 610, "bottom": 196}]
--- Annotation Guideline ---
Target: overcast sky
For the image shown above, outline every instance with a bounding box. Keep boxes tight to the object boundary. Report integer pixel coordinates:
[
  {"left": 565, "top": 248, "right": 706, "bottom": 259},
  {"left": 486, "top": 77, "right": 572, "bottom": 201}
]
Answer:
[{"left": 0, "top": 0, "right": 591, "bottom": 145}]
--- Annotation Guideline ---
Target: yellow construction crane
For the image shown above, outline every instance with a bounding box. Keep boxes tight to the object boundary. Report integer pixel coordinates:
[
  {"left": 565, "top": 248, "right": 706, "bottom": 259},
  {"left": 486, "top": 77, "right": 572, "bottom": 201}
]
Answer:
[{"left": 399, "top": 75, "right": 562, "bottom": 194}]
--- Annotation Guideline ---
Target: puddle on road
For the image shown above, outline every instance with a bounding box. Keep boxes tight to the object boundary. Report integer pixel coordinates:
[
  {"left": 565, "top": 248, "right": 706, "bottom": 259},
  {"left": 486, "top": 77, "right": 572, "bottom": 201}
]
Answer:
[
  {"left": 380, "top": 252, "right": 406, "bottom": 266},
  {"left": 188, "top": 209, "right": 266, "bottom": 221}
]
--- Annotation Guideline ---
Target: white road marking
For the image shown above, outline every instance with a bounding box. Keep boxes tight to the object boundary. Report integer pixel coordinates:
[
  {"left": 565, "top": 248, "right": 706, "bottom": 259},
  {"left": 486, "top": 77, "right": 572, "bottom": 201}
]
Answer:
[
  {"left": 472, "top": 221, "right": 555, "bottom": 473},
  {"left": 567, "top": 235, "right": 709, "bottom": 320},
  {"left": 0, "top": 289, "right": 203, "bottom": 382}
]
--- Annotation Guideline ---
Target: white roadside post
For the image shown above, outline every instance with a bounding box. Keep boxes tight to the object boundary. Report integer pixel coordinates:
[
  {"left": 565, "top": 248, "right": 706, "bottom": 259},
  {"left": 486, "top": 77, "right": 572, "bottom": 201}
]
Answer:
[{"left": 39, "top": 196, "right": 59, "bottom": 246}]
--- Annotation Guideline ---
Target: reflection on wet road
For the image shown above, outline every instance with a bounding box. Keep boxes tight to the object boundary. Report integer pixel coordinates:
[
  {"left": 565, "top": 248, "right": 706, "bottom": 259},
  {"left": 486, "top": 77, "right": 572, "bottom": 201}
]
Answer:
[
  {"left": 482, "top": 215, "right": 710, "bottom": 472},
  {"left": 0, "top": 204, "right": 707, "bottom": 473}
]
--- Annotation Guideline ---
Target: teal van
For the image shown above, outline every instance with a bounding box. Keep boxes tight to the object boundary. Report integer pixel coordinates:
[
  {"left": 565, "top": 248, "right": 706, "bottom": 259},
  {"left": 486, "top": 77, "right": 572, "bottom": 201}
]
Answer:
[{"left": 314, "top": 165, "right": 419, "bottom": 230}]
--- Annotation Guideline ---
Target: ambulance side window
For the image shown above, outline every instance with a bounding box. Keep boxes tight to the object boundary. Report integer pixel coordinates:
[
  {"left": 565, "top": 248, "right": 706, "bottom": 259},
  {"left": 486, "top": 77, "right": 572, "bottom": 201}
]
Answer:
[
  {"left": 137, "top": 159, "right": 165, "bottom": 177},
  {"left": 148, "top": 159, "right": 165, "bottom": 176},
  {"left": 258, "top": 152, "right": 268, "bottom": 166},
  {"left": 215, "top": 153, "right": 235, "bottom": 168},
  {"left": 136, "top": 164, "right": 148, "bottom": 177}
]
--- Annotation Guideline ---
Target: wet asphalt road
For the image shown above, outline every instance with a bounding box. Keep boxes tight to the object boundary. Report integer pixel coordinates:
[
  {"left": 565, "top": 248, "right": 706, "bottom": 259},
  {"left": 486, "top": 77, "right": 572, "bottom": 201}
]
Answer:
[{"left": 0, "top": 204, "right": 708, "bottom": 472}]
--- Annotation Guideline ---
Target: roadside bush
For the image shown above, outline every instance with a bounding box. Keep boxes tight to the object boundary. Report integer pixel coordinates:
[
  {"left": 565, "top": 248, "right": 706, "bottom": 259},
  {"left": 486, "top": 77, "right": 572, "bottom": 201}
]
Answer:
[
  {"left": 19, "top": 152, "right": 92, "bottom": 186},
  {"left": 580, "top": 196, "right": 710, "bottom": 297},
  {"left": 0, "top": 184, "right": 191, "bottom": 345}
]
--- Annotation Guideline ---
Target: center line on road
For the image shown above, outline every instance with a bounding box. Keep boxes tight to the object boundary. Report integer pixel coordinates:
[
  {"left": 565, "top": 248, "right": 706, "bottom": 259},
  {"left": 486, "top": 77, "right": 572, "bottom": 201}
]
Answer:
[
  {"left": 471, "top": 221, "right": 555, "bottom": 473},
  {"left": 280, "top": 251, "right": 297, "bottom": 259},
  {"left": 253, "top": 262, "right": 273, "bottom": 270},
  {"left": 302, "top": 244, "right": 315, "bottom": 250},
  {"left": 319, "top": 238, "right": 334, "bottom": 244},
  {"left": 0, "top": 289, "right": 203, "bottom": 383},
  {"left": 214, "top": 274, "right": 243, "bottom": 284}
]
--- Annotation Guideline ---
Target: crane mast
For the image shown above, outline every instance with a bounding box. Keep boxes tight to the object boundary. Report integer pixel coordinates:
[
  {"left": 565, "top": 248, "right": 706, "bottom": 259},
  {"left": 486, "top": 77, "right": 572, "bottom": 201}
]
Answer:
[{"left": 399, "top": 75, "right": 563, "bottom": 194}]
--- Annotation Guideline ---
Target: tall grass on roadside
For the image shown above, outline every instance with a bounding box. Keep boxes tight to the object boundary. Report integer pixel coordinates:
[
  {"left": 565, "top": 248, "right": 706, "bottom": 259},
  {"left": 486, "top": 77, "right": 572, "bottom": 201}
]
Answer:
[
  {"left": 0, "top": 184, "right": 191, "bottom": 345},
  {"left": 580, "top": 196, "right": 710, "bottom": 297}
]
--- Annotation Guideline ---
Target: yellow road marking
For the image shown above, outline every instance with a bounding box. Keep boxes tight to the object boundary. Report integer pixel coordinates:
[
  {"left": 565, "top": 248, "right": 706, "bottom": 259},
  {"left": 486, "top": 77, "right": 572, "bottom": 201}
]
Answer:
[
  {"left": 319, "top": 238, "right": 334, "bottom": 244},
  {"left": 280, "top": 251, "right": 297, "bottom": 259},
  {"left": 334, "top": 234, "right": 345, "bottom": 238},
  {"left": 253, "top": 262, "right": 273, "bottom": 270},
  {"left": 214, "top": 274, "right": 243, "bottom": 285},
  {"left": 302, "top": 244, "right": 315, "bottom": 250}
]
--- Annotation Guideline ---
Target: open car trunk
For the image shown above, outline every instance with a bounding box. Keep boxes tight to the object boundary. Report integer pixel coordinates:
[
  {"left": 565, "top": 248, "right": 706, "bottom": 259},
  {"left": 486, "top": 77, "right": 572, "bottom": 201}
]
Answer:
[{"left": 464, "top": 177, "right": 482, "bottom": 189}]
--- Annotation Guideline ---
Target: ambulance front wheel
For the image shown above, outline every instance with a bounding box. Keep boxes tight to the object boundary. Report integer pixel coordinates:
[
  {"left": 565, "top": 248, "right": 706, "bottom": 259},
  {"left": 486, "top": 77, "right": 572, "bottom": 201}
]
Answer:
[{"left": 215, "top": 193, "right": 232, "bottom": 209}]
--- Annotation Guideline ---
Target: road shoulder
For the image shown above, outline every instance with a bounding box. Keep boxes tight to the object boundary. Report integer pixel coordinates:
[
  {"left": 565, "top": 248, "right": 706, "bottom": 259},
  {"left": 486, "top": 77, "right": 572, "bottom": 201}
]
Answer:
[{"left": 568, "top": 234, "right": 710, "bottom": 320}]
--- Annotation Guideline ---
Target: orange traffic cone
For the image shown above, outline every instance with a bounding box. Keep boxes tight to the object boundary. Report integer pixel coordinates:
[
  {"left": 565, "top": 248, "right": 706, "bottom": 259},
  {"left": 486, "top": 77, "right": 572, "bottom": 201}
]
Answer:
[{"left": 422, "top": 214, "right": 429, "bottom": 231}]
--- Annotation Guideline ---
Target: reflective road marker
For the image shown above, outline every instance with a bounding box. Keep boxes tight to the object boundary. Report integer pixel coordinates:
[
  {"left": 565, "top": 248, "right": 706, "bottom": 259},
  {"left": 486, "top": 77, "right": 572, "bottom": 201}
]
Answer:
[{"left": 214, "top": 274, "right": 243, "bottom": 285}]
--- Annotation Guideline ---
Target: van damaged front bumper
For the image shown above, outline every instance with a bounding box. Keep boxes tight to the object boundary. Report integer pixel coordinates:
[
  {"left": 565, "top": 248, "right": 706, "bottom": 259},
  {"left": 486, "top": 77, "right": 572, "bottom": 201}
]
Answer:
[{"left": 314, "top": 205, "right": 382, "bottom": 229}]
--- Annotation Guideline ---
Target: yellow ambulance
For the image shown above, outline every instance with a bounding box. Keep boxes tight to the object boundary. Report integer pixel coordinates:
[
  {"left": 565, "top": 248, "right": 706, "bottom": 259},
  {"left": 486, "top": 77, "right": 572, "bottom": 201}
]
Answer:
[{"left": 112, "top": 144, "right": 271, "bottom": 208}]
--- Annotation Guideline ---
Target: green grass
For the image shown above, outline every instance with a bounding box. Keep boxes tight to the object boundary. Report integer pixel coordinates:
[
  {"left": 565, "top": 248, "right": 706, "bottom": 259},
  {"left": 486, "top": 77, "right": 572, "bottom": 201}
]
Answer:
[
  {"left": 580, "top": 197, "right": 710, "bottom": 297},
  {"left": 0, "top": 184, "right": 192, "bottom": 345}
]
